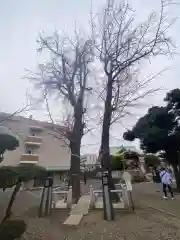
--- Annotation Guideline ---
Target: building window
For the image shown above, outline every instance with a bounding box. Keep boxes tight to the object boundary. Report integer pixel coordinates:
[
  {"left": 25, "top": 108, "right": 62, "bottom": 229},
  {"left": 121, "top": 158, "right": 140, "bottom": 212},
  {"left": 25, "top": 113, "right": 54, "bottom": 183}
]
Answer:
[
  {"left": 25, "top": 147, "right": 36, "bottom": 154},
  {"left": 30, "top": 129, "right": 36, "bottom": 136},
  {"left": 26, "top": 149, "right": 32, "bottom": 154}
]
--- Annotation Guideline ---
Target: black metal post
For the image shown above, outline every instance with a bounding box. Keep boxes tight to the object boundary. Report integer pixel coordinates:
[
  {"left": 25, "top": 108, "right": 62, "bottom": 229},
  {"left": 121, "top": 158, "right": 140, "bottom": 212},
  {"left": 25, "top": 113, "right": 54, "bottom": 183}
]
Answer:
[
  {"left": 39, "top": 176, "right": 53, "bottom": 217},
  {"left": 102, "top": 171, "right": 114, "bottom": 220},
  {"left": 45, "top": 177, "right": 53, "bottom": 216},
  {"left": 100, "top": 152, "right": 114, "bottom": 221}
]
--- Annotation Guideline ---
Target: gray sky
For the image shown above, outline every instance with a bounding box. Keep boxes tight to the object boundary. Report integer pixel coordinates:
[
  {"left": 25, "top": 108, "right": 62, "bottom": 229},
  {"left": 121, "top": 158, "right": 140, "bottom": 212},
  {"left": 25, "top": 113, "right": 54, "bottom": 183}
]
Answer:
[{"left": 0, "top": 0, "right": 180, "bottom": 154}]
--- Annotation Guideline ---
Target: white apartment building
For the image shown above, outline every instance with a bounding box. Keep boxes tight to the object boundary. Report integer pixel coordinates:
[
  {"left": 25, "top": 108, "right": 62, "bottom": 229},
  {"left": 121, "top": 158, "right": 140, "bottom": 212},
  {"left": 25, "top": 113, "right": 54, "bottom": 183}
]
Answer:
[
  {"left": 0, "top": 113, "right": 71, "bottom": 188},
  {"left": 81, "top": 154, "right": 98, "bottom": 171}
]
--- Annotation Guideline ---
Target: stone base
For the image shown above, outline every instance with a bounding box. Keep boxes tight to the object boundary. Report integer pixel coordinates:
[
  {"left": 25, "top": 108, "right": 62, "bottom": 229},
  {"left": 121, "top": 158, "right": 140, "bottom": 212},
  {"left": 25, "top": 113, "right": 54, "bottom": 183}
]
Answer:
[{"left": 95, "top": 201, "right": 125, "bottom": 209}]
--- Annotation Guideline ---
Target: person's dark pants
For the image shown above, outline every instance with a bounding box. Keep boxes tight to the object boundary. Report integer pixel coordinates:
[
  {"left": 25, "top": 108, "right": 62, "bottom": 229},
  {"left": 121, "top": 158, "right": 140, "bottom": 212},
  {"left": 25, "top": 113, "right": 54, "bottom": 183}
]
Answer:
[
  {"left": 163, "top": 183, "right": 174, "bottom": 198},
  {"left": 84, "top": 176, "right": 86, "bottom": 185}
]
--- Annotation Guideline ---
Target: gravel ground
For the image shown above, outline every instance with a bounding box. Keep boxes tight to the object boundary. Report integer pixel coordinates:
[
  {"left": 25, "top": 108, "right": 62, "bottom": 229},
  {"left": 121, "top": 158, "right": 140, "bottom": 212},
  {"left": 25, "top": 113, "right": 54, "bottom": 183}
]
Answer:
[
  {"left": 2, "top": 182, "right": 180, "bottom": 239},
  {"left": 20, "top": 205, "right": 180, "bottom": 240}
]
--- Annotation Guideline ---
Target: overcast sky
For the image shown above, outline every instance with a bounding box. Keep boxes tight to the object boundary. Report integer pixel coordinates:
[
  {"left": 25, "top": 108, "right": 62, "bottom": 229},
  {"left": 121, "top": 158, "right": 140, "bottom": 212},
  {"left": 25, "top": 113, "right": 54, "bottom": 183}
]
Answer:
[{"left": 0, "top": 0, "right": 180, "bottom": 154}]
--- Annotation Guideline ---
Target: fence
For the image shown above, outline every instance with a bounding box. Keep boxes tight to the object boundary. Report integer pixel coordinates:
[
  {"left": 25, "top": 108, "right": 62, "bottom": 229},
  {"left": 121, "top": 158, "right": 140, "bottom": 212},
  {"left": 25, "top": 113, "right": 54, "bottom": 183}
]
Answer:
[
  {"left": 89, "top": 183, "right": 130, "bottom": 209},
  {"left": 52, "top": 185, "right": 72, "bottom": 209}
]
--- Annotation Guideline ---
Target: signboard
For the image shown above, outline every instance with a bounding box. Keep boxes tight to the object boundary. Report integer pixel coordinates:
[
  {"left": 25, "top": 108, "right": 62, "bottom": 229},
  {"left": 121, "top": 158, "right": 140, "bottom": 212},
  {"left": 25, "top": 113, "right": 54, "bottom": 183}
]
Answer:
[
  {"left": 102, "top": 171, "right": 109, "bottom": 185},
  {"left": 72, "top": 173, "right": 78, "bottom": 176},
  {"left": 103, "top": 176, "right": 108, "bottom": 185}
]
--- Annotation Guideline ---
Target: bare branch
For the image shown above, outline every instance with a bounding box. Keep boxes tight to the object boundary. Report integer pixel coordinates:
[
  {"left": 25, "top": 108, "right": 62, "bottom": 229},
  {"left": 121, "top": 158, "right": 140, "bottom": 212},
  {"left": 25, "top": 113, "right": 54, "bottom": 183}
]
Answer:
[
  {"left": 0, "top": 101, "right": 31, "bottom": 124},
  {"left": 28, "top": 31, "right": 96, "bottom": 202},
  {"left": 89, "top": 0, "right": 175, "bottom": 160}
]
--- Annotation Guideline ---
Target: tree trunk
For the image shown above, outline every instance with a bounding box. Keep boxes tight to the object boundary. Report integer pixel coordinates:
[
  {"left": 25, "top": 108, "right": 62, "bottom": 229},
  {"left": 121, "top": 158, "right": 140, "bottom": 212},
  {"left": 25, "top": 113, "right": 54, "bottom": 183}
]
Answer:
[
  {"left": 166, "top": 150, "right": 180, "bottom": 189},
  {"left": 172, "top": 164, "right": 180, "bottom": 189},
  {"left": 70, "top": 96, "right": 84, "bottom": 203},
  {"left": 100, "top": 75, "right": 119, "bottom": 202},
  {"left": 100, "top": 75, "right": 113, "bottom": 167},
  {"left": 70, "top": 141, "right": 81, "bottom": 203},
  {"left": 0, "top": 180, "right": 21, "bottom": 227}
]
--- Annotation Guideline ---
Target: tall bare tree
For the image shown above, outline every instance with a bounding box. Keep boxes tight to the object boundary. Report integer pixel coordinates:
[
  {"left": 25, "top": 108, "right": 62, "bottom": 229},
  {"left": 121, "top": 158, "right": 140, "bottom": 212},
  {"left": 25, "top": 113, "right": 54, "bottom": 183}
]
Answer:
[
  {"left": 91, "top": 0, "right": 174, "bottom": 179},
  {"left": 29, "top": 33, "right": 94, "bottom": 202}
]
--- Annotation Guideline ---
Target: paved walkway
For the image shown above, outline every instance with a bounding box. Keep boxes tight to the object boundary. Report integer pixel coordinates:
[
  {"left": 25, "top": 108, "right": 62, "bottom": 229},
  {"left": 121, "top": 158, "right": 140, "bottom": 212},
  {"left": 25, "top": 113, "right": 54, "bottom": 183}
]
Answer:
[
  {"left": 70, "top": 195, "right": 90, "bottom": 215},
  {"left": 133, "top": 182, "right": 180, "bottom": 218},
  {"left": 64, "top": 195, "right": 90, "bottom": 226}
]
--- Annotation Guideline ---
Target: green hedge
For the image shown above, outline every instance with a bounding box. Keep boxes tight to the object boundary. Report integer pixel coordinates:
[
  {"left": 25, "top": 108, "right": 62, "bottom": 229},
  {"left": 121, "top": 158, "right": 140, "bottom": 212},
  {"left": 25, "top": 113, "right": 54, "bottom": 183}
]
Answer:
[{"left": 111, "top": 154, "right": 125, "bottom": 170}]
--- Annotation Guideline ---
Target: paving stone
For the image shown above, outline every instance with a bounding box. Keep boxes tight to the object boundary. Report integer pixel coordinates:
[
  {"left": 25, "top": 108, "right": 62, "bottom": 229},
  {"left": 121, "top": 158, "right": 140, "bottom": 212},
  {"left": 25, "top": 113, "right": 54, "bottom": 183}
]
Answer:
[
  {"left": 70, "top": 195, "right": 90, "bottom": 215},
  {"left": 63, "top": 214, "right": 83, "bottom": 226}
]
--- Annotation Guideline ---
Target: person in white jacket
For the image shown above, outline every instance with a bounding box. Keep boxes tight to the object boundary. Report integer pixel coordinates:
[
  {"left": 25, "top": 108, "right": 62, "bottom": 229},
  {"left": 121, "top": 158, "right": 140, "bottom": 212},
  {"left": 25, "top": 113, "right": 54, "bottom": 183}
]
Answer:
[{"left": 159, "top": 168, "right": 174, "bottom": 199}]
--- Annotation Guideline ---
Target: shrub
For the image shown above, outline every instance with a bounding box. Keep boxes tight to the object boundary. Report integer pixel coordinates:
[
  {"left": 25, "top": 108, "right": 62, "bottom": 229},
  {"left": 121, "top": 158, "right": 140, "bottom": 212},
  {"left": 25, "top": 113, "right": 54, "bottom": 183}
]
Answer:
[
  {"left": 0, "top": 219, "right": 26, "bottom": 240},
  {"left": 111, "top": 154, "right": 125, "bottom": 170}
]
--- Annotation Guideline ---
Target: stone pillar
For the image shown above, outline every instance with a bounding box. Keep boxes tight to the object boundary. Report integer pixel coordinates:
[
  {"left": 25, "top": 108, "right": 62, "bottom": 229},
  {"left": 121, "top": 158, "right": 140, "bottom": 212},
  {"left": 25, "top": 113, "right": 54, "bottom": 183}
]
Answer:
[
  {"left": 52, "top": 190, "right": 60, "bottom": 208},
  {"left": 123, "top": 189, "right": 129, "bottom": 207},
  {"left": 90, "top": 185, "right": 94, "bottom": 209},
  {"left": 122, "top": 171, "right": 132, "bottom": 209},
  {"left": 67, "top": 186, "right": 72, "bottom": 209}
]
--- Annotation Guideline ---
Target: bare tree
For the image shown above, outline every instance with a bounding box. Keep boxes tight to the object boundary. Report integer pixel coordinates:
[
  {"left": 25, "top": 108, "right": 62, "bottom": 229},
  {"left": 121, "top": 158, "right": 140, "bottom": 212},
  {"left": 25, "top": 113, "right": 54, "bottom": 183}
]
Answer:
[
  {"left": 91, "top": 0, "right": 174, "bottom": 182},
  {"left": 29, "top": 32, "right": 94, "bottom": 202}
]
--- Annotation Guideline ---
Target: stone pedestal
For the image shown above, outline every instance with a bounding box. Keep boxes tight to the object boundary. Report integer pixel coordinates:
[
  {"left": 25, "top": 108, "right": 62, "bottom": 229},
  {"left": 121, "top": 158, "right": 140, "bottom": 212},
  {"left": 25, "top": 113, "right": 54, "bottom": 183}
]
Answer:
[
  {"left": 67, "top": 186, "right": 72, "bottom": 209},
  {"left": 90, "top": 185, "right": 95, "bottom": 209}
]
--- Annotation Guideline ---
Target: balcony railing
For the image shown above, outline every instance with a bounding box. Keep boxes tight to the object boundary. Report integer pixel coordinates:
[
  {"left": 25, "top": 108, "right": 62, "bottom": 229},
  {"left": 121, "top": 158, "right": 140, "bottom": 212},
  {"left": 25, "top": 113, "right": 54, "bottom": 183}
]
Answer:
[
  {"left": 20, "top": 154, "right": 39, "bottom": 163},
  {"left": 25, "top": 136, "right": 42, "bottom": 146},
  {"left": 29, "top": 125, "right": 43, "bottom": 131}
]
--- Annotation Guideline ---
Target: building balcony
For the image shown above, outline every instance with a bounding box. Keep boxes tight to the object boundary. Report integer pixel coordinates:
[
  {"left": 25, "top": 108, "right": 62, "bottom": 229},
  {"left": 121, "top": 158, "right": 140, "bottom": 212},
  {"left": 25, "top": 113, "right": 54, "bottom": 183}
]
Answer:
[
  {"left": 29, "top": 125, "right": 43, "bottom": 131},
  {"left": 25, "top": 136, "right": 42, "bottom": 146},
  {"left": 20, "top": 154, "right": 39, "bottom": 164}
]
